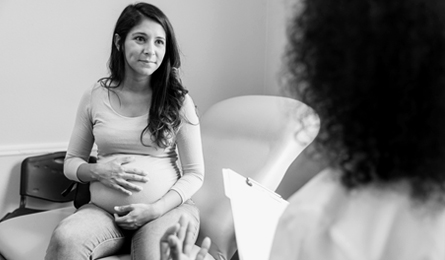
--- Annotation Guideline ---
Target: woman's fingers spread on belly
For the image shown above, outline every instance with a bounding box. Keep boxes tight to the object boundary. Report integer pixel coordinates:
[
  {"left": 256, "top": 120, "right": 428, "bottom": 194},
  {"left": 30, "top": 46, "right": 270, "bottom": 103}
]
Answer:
[
  {"left": 109, "top": 183, "right": 133, "bottom": 196},
  {"left": 116, "top": 179, "right": 144, "bottom": 192},
  {"left": 122, "top": 172, "right": 150, "bottom": 182},
  {"left": 123, "top": 167, "right": 149, "bottom": 177}
]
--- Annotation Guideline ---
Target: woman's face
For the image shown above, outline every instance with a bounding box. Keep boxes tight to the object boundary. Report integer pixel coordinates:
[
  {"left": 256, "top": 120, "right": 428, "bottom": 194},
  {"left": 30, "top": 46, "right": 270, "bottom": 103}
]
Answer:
[{"left": 119, "top": 17, "right": 166, "bottom": 79}]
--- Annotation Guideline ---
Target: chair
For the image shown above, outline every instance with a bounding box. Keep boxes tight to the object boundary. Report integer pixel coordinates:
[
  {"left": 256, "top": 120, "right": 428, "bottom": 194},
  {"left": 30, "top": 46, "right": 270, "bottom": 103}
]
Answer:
[
  {"left": 0, "top": 153, "right": 94, "bottom": 260},
  {"left": 0, "top": 151, "right": 75, "bottom": 222},
  {"left": 191, "top": 95, "right": 319, "bottom": 260},
  {"left": 0, "top": 95, "right": 319, "bottom": 260}
]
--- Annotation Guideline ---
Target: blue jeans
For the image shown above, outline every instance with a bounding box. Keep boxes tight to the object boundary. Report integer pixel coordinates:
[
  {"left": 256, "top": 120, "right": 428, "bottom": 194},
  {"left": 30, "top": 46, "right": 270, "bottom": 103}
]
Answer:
[{"left": 45, "top": 200, "right": 199, "bottom": 260}]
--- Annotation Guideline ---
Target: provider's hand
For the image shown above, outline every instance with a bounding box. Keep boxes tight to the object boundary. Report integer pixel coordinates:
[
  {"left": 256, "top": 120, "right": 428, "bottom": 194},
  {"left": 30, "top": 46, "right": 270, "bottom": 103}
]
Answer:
[
  {"left": 113, "top": 203, "right": 161, "bottom": 230},
  {"left": 93, "top": 156, "right": 149, "bottom": 195},
  {"left": 160, "top": 215, "right": 211, "bottom": 260}
]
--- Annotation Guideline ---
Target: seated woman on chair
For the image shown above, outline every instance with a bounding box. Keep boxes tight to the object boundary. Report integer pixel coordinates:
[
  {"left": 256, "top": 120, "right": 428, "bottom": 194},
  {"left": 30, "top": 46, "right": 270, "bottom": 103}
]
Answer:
[
  {"left": 46, "top": 3, "right": 204, "bottom": 260},
  {"left": 163, "top": 0, "right": 445, "bottom": 259}
]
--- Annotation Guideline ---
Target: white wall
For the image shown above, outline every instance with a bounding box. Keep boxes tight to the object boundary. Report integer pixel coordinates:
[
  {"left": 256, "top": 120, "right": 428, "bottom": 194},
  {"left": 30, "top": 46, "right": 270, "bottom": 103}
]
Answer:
[
  {"left": 264, "top": 0, "right": 288, "bottom": 96},
  {"left": 0, "top": 0, "right": 276, "bottom": 148},
  {"left": 0, "top": 0, "right": 291, "bottom": 218}
]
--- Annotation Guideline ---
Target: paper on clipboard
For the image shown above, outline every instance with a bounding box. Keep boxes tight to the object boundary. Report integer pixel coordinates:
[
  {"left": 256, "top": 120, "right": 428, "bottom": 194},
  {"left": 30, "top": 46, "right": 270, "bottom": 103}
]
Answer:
[{"left": 223, "top": 168, "right": 289, "bottom": 260}]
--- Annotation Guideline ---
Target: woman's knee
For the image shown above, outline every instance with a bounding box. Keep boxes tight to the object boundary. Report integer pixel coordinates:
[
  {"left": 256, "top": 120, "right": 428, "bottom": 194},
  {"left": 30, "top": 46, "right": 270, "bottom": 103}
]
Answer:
[
  {"left": 46, "top": 208, "right": 126, "bottom": 259},
  {"left": 49, "top": 217, "right": 86, "bottom": 248},
  {"left": 45, "top": 219, "right": 85, "bottom": 260}
]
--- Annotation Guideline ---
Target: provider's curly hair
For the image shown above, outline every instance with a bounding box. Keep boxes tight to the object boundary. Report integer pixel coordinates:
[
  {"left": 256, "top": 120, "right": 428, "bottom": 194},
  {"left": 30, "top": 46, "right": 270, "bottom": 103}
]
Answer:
[{"left": 285, "top": 0, "right": 445, "bottom": 201}]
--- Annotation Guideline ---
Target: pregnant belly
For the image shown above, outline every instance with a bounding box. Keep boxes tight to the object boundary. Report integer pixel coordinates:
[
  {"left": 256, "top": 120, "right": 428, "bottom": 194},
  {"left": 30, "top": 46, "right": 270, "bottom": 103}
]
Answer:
[{"left": 90, "top": 154, "right": 179, "bottom": 214}]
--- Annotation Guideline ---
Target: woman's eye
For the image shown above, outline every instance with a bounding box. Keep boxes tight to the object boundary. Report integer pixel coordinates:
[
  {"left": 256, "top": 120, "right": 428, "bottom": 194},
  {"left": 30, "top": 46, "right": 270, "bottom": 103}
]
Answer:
[
  {"left": 135, "top": 36, "right": 145, "bottom": 42},
  {"left": 156, "top": 39, "right": 165, "bottom": 45}
]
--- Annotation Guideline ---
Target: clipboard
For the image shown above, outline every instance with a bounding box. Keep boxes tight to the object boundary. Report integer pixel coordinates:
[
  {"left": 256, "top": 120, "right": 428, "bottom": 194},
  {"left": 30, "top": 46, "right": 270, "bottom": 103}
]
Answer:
[{"left": 223, "top": 168, "right": 289, "bottom": 260}]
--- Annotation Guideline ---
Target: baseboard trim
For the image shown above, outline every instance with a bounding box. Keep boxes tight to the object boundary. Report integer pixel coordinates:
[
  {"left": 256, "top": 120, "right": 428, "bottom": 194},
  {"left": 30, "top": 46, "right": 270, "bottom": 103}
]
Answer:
[{"left": 0, "top": 142, "right": 69, "bottom": 157}]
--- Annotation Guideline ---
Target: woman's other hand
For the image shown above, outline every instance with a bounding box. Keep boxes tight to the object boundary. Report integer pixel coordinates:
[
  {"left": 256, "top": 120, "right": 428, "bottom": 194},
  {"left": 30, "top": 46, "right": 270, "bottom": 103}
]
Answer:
[
  {"left": 160, "top": 214, "right": 211, "bottom": 260},
  {"left": 92, "top": 156, "right": 149, "bottom": 195},
  {"left": 113, "top": 203, "right": 161, "bottom": 230}
]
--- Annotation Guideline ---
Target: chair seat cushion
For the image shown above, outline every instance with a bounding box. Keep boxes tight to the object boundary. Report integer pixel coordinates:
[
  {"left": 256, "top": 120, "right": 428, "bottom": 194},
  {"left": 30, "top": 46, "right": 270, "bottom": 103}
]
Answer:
[
  {"left": 0, "top": 207, "right": 45, "bottom": 222},
  {"left": 0, "top": 207, "right": 75, "bottom": 260}
]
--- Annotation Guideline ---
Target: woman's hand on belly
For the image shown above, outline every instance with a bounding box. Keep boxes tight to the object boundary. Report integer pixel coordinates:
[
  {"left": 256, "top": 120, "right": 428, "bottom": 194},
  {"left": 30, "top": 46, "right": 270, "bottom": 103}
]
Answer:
[
  {"left": 92, "top": 156, "right": 150, "bottom": 195},
  {"left": 113, "top": 203, "right": 162, "bottom": 230}
]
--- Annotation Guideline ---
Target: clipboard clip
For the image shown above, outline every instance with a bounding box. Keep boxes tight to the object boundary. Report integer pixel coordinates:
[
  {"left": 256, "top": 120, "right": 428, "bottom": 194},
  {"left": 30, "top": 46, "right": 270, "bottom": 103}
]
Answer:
[{"left": 245, "top": 176, "right": 283, "bottom": 199}]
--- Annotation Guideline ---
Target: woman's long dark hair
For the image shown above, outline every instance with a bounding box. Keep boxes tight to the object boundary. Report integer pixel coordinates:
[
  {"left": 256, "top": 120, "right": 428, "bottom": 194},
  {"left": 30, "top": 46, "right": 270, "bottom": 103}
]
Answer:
[
  {"left": 100, "top": 2, "right": 187, "bottom": 148},
  {"left": 286, "top": 0, "right": 445, "bottom": 202}
]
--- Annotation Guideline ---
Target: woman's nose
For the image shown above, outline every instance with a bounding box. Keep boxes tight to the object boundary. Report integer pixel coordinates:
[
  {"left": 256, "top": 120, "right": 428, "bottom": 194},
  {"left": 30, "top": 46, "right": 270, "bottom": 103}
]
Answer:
[{"left": 144, "top": 43, "right": 155, "bottom": 56}]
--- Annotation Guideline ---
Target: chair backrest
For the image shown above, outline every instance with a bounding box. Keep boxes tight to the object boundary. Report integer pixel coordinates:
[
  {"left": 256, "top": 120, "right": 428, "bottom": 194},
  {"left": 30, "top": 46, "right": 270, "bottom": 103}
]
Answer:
[
  {"left": 193, "top": 95, "right": 319, "bottom": 260},
  {"left": 20, "top": 151, "right": 75, "bottom": 205}
]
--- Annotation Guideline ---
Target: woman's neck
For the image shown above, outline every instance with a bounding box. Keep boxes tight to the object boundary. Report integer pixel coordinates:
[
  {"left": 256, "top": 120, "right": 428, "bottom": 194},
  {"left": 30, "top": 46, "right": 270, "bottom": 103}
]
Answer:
[{"left": 120, "top": 75, "right": 151, "bottom": 93}]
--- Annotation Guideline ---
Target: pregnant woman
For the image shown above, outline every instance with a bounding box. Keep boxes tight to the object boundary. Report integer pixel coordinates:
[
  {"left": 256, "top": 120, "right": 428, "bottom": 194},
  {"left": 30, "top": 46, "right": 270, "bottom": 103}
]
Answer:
[{"left": 45, "top": 3, "right": 204, "bottom": 260}]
